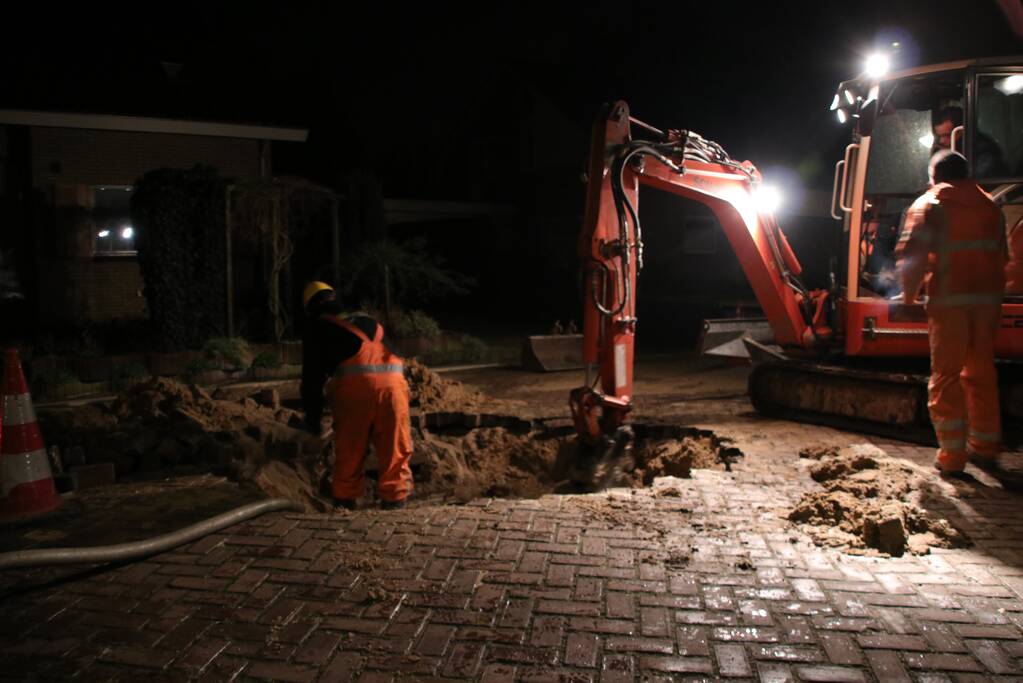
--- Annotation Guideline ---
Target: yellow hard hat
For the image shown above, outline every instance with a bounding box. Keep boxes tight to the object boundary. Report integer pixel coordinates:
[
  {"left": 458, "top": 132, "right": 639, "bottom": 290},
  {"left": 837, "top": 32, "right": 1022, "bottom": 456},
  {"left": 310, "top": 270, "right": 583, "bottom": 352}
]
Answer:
[{"left": 302, "top": 281, "right": 334, "bottom": 308}]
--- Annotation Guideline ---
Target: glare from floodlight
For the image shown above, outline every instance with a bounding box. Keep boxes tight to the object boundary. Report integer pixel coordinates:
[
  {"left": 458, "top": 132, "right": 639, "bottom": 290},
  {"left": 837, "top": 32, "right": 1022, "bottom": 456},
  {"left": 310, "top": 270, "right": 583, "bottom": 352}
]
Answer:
[
  {"left": 836, "top": 108, "right": 848, "bottom": 124},
  {"left": 864, "top": 53, "right": 890, "bottom": 78},
  {"left": 919, "top": 133, "right": 934, "bottom": 148},
  {"left": 753, "top": 185, "right": 783, "bottom": 214},
  {"left": 121, "top": 227, "right": 134, "bottom": 239},
  {"left": 97, "top": 230, "right": 110, "bottom": 238},
  {"left": 995, "top": 74, "right": 1023, "bottom": 96}
]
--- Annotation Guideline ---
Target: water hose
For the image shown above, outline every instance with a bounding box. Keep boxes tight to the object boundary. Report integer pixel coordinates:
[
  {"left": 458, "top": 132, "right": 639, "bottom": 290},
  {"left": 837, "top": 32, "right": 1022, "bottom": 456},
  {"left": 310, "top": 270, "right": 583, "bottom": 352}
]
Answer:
[{"left": 0, "top": 498, "right": 302, "bottom": 570}]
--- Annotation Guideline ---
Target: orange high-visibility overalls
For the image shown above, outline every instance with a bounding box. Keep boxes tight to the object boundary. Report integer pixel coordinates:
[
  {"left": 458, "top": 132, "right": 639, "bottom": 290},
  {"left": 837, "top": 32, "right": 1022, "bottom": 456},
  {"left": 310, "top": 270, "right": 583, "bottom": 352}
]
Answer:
[
  {"left": 899, "top": 181, "right": 1008, "bottom": 472},
  {"left": 323, "top": 316, "right": 413, "bottom": 502}
]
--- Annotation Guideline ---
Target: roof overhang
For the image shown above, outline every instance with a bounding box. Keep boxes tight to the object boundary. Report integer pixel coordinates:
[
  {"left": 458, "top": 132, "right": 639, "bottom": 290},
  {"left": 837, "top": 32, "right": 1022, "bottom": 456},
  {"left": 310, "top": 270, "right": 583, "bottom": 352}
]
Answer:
[{"left": 0, "top": 109, "right": 308, "bottom": 142}]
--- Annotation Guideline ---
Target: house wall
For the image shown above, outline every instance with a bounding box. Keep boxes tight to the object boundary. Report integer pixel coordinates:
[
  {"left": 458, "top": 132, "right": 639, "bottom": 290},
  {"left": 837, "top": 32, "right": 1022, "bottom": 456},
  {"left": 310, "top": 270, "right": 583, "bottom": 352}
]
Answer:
[{"left": 29, "top": 127, "right": 261, "bottom": 326}]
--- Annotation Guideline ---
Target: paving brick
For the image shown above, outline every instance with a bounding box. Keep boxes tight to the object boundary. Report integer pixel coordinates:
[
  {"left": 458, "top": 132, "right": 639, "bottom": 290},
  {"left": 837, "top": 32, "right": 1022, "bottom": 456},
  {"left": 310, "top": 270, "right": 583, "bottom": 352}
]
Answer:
[
  {"left": 639, "top": 654, "right": 715, "bottom": 674},
  {"left": 246, "top": 660, "right": 318, "bottom": 682},
  {"left": 171, "top": 638, "right": 229, "bottom": 677},
  {"left": 98, "top": 645, "right": 175, "bottom": 669},
  {"left": 606, "top": 592, "right": 635, "bottom": 620},
  {"left": 795, "top": 665, "right": 867, "bottom": 682},
  {"left": 599, "top": 653, "right": 635, "bottom": 683},
  {"left": 750, "top": 645, "right": 825, "bottom": 662},
  {"left": 604, "top": 636, "right": 674, "bottom": 654},
  {"left": 320, "top": 651, "right": 364, "bottom": 683},
  {"left": 416, "top": 624, "right": 456, "bottom": 656},
  {"left": 865, "top": 650, "right": 912, "bottom": 683},
  {"left": 856, "top": 634, "right": 928, "bottom": 651},
  {"left": 565, "top": 632, "right": 600, "bottom": 668},
  {"left": 486, "top": 644, "right": 559, "bottom": 665},
  {"left": 964, "top": 639, "right": 1018, "bottom": 675},
  {"left": 530, "top": 616, "right": 564, "bottom": 648},
  {"left": 819, "top": 633, "right": 863, "bottom": 665},
  {"left": 715, "top": 642, "right": 752, "bottom": 677},
  {"left": 903, "top": 653, "right": 984, "bottom": 672}
]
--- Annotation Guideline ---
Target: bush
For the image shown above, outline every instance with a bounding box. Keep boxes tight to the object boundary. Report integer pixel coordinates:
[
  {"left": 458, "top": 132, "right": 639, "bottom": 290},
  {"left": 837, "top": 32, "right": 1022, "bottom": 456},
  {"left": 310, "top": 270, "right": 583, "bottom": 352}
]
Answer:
[
  {"left": 32, "top": 367, "right": 79, "bottom": 401},
  {"left": 203, "top": 337, "right": 252, "bottom": 370},
  {"left": 184, "top": 357, "right": 218, "bottom": 383},
  {"left": 390, "top": 310, "right": 441, "bottom": 340},
  {"left": 460, "top": 335, "right": 488, "bottom": 363},
  {"left": 251, "top": 351, "right": 283, "bottom": 370},
  {"left": 111, "top": 362, "right": 148, "bottom": 391},
  {"left": 132, "top": 166, "right": 227, "bottom": 350}
]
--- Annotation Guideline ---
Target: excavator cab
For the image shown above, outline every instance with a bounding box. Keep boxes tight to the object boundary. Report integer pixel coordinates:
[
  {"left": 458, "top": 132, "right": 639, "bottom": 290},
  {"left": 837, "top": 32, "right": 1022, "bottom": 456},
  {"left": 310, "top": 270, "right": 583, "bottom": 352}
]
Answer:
[{"left": 833, "top": 58, "right": 1023, "bottom": 356}]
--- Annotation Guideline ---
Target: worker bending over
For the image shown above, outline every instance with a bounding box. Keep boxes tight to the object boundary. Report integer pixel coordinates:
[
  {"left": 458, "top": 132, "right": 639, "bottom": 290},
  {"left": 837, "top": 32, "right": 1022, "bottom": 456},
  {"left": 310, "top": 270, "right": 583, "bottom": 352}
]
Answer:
[
  {"left": 301, "top": 281, "right": 413, "bottom": 509},
  {"left": 897, "top": 150, "right": 1008, "bottom": 475}
]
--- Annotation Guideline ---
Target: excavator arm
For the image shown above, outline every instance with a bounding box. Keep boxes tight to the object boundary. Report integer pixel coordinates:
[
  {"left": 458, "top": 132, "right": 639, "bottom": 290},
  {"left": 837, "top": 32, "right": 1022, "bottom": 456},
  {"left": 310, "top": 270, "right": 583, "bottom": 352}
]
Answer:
[{"left": 570, "top": 101, "right": 831, "bottom": 446}]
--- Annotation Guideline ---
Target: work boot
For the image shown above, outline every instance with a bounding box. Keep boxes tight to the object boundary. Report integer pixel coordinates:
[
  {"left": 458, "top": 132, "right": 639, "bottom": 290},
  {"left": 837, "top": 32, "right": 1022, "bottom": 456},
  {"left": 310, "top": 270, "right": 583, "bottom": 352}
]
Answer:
[
  {"left": 380, "top": 499, "right": 406, "bottom": 510},
  {"left": 332, "top": 498, "right": 357, "bottom": 511},
  {"left": 933, "top": 459, "right": 967, "bottom": 479}
]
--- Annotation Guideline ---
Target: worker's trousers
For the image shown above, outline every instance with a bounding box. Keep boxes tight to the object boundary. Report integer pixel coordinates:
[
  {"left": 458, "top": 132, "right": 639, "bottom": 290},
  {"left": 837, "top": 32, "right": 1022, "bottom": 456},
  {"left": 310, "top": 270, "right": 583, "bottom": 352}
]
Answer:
[
  {"left": 331, "top": 380, "right": 413, "bottom": 502},
  {"left": 928, "top": 304, "right": 1003, "bottom": 472}
]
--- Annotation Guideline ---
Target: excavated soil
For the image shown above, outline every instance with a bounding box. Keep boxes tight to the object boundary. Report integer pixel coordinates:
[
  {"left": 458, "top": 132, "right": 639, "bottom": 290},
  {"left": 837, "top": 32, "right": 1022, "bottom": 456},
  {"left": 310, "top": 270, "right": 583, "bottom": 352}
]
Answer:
[
  {"left": 788, "top": 444, "right": 969, "bottom": 556},
  {"left": 39, "top": 370, "right": 730, "bottom": 512}
]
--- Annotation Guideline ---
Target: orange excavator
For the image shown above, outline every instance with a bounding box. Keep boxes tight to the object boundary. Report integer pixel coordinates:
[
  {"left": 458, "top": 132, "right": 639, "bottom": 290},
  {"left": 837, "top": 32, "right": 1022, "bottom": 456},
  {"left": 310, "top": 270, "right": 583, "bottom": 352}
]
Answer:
[{"left": 570, "top": 57, "right": 1023, "bottom": 462}]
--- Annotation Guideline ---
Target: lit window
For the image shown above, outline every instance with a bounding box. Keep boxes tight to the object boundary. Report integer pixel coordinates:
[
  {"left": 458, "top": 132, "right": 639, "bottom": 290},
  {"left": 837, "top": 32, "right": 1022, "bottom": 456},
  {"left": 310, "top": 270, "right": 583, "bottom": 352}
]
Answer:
[{"left": 93, "top": 186, "right": 136, "bottom": 255}]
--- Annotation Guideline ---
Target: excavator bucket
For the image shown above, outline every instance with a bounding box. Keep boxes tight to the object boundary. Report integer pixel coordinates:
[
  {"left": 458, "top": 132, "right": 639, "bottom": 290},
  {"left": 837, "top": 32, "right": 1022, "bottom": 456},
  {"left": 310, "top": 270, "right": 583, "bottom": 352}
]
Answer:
[
  {"left": 699, "top": 318, "right": 775, "bottom": 359},
  {"left": 521, "top": 334, "right": 584, "bottom": 372}
]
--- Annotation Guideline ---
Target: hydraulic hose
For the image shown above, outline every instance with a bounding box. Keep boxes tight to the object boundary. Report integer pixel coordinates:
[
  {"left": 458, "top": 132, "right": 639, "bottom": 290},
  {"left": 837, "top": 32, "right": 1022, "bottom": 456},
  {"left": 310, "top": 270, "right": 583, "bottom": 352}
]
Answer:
[{"left": 0, "top": 498, "right": 303, "bottom": 570}]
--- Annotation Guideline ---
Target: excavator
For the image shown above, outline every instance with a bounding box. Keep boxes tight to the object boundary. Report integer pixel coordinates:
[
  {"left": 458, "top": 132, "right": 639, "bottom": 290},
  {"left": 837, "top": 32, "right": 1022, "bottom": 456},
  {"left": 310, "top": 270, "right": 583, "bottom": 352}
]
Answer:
[{"left": 568, "top": 56, "right": 1023, "bottom": 471}]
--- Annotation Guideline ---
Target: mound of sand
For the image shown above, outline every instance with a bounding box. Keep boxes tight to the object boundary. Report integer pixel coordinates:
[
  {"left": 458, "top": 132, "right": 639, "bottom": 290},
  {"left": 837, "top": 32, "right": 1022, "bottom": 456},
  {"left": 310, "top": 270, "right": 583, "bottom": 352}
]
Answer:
[{"left": 788, "top": 444, "right": 968, "bottom": 556}]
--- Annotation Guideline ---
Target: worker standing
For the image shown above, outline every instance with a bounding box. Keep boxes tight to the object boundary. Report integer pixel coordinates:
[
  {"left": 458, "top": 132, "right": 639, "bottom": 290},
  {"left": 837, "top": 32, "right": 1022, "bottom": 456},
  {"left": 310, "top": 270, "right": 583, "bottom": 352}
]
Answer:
[
  {"left": 897, "top": 150, "right": 1008, "bottom": 475},
  {"left": 300, "top": 281, "right": 413, "bottom": 509}
]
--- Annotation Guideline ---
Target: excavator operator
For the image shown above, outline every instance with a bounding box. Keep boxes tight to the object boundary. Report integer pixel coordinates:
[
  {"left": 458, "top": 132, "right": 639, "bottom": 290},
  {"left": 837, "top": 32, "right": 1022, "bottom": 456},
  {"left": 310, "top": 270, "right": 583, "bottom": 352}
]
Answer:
[
  {"left": 896, "top": 150, "right": 1009, "bottom": 476},
  {"left": 300, "top": 281, "right": 413, "bottom": 510}
]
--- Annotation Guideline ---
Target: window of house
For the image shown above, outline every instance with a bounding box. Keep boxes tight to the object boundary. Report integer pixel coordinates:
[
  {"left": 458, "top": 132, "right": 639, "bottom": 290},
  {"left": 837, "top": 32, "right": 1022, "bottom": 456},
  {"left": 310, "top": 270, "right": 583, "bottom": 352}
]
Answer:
[{"left": 93, "top": 186, "right": 136, "bottom": 255}]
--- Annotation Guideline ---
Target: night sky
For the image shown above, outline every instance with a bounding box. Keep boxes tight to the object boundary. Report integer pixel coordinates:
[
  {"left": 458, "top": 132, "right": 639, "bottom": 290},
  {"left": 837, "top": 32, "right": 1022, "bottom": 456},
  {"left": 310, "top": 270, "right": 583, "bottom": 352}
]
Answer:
[
  {"left": 3, "top": 2, "right": 1020, "bottom": 333},
  {"left": 3, "top": 1, "right": 1018, "bottom": 194}
]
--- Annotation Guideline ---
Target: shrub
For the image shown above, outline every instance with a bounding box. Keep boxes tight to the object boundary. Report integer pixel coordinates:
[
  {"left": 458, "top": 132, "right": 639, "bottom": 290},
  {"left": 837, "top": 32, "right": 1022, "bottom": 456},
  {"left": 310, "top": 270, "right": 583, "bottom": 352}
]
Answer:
[
  {"left": 460, "top": 335, "right": 488, "bottom": 363},
  {"left": 131, "top": 166, "right": 227, "bottom": 350},
  {"left": 251, "top": 351, "right": 283, "bottom": 370},
  {"left": 390, "top": 310, "right": 441, "bottom": 340},
  {"left": 203, "top": 337, "right": 252, "bottom": 370},
  {"left": 184, "top": 357, "right": 218, "bottom": 383},
  {"left": 111, "top": 362, "right": 148, "bottom": 391},
  {"left": 32, "top": 367, "right": 78, "bottom": 401}
]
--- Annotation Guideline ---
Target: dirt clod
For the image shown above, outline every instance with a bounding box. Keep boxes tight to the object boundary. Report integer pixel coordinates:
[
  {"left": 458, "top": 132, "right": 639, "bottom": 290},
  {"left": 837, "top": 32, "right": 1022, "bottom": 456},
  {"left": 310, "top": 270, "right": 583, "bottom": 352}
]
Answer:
[{"left": 789, "top": 444, "right": 968, "bottom": 556}]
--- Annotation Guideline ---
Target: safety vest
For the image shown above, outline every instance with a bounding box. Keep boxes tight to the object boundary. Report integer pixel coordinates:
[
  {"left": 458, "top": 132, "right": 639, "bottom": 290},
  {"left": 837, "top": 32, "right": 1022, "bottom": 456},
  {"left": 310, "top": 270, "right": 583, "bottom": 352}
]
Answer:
[
  {"left": 921, "top": 181, "right": 1006, "bottom": 307},
  {"left": 323, "top": 315, "right": 405, "bottom": 390}
]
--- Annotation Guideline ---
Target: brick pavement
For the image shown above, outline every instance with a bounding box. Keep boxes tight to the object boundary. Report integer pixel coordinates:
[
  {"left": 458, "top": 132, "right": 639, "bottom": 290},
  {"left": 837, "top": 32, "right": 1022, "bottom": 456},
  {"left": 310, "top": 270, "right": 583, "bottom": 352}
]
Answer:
[{"left": 1, "top": 415, "right": 1022, "bottom": 682}]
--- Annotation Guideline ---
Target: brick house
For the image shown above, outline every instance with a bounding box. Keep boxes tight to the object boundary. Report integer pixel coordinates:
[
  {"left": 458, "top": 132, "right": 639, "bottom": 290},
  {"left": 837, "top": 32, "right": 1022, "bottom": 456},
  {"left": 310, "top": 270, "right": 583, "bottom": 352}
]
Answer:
[{"left": 0, "top": 110, "right": 307, "bottom": 330}]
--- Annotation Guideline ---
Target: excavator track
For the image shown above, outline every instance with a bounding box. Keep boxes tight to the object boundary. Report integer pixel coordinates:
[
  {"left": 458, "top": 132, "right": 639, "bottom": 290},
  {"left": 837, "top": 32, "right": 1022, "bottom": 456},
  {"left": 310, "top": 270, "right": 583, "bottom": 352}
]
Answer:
[
  {"left": 749, "top": 359, "right": 1023, "bottom": 476},
  {"left": 749, "top": 360, "right": 937, "bottom": 445}
]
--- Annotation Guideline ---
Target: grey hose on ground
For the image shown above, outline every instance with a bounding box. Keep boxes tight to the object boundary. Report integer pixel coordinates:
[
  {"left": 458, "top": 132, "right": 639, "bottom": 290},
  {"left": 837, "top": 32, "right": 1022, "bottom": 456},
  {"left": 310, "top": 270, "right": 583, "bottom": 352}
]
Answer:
[{"left": 0, "top": 498, "right": 303, "bottom": 570}]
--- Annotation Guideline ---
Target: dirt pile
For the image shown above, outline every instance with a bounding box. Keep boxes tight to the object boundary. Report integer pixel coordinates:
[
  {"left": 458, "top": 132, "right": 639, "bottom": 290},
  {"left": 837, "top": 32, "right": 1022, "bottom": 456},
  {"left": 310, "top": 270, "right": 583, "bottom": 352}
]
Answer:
[
  {"left": 788, "top": 444, "right": 968, "bottom": 556},
  {"left": 40, "top": 377, "right": 331, "bottom": 512},
  {"left": 405, "top": 359, "right": 484, "bottom": 411}
]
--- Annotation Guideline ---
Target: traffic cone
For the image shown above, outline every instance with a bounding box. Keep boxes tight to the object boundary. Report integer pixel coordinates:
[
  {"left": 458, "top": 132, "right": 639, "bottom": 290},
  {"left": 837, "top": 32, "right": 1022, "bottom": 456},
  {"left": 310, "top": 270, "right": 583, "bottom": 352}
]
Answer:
[{"left": 0, "top": 348, "right": 62, "bottom": 522}]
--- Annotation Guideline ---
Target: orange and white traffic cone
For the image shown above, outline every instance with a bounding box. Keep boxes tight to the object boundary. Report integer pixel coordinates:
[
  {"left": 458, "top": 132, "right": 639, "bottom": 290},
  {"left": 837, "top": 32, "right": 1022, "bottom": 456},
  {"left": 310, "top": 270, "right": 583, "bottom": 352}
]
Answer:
[{"left": 0, "top": 348, "right": 62, "bottom": 522}]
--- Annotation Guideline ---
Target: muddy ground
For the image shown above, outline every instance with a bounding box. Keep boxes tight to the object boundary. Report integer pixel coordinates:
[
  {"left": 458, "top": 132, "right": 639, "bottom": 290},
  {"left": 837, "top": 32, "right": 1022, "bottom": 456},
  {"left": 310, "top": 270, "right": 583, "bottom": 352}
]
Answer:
[{"left": 4, "top": 354, "right": 997, "bottom": 559}]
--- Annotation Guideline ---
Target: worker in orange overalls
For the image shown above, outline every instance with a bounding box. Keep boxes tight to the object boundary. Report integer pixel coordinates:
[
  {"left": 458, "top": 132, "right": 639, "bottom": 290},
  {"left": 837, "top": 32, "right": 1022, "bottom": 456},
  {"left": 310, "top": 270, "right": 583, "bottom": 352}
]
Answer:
[
  {"left": 897, "top": 150, "right": 1008, "bottom": 475},
  {"left": 300, "top": 281, "right": 413, "bottom": 509}
]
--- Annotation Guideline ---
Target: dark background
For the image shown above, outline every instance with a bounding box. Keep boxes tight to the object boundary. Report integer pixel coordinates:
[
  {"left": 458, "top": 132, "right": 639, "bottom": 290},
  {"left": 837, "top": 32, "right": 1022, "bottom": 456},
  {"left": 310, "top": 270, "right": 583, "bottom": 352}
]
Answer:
[{"left": 2, "top": 1, "right": 1019, "bottom": 344}]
